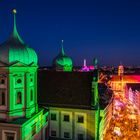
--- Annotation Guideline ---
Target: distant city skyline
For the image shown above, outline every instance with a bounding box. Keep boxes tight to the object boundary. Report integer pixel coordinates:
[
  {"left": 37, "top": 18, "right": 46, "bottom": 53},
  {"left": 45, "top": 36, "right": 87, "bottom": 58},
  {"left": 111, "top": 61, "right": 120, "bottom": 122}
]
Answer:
[{"left": 0, "top": 0, "right": 140, "bottom": 66}]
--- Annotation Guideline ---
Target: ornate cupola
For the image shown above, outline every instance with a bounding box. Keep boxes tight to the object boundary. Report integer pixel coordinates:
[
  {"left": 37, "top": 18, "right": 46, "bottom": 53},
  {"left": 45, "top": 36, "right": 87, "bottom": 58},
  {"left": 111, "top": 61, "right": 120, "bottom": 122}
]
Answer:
[
  {"left": 0, "top": 9, "right": 38, "bottom": 66},
  {"left": 52, "top": 40, "right": 73, "bottom": 71},
  {"left": 0, "top": 9, "right": 38, "bottom": 121}
]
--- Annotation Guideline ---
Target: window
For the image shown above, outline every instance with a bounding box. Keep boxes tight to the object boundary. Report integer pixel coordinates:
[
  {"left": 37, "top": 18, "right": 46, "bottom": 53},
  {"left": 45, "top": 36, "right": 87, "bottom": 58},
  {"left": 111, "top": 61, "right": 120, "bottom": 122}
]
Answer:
[
  {"left": 78, "top": 134, "right": 84, "bottom": 140},
  {"left": 77, "top": 116, "right": 84, "bottom": 123},
  {"left": 7, "top": 136, "right": 14, "bottom": 140},
  {"left": 51, "top": 113, "right": 56, "bottom": 121},
  {"left": 51, "top": 130, "right": 56, "bottom": 137},
  {"left": 30, "top": 90, "right": 33, "bottom": 101},
  {"left": 30, "top": 78, "right": 33, "bottom": 82},
  {"left": 64, "top": 132, "right": 70, "bottom": 138},
  {"left": 17, "top": 79, "right": 22, "bottom": 84},
  {"left": 6, "top": 133, "right": 15, "bottom": 140},
  {"left": 63, "top": 115, "right": 69, "bottom": 122},
  {"left": 0, "top": 92, "right": 5, "bottom": 105},
  {"left": 32, "top": 123, "right": 36, "bottom": 136},
  {"left": 17, "top": 92, "right": 22, "bottom": 104},
  {"left": 1, "top": 79, "right": 5, "bottom": 84}
]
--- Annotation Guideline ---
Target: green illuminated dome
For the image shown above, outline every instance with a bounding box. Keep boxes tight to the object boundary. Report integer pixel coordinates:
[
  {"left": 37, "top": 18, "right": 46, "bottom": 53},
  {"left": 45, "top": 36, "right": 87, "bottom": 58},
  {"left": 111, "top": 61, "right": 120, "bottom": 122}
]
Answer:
[
  {"left": 0, "top": 9, "right": 38, "bottom": 65},
  {"left": 53, "top": 40, "right": 73, "bottom": 71}
]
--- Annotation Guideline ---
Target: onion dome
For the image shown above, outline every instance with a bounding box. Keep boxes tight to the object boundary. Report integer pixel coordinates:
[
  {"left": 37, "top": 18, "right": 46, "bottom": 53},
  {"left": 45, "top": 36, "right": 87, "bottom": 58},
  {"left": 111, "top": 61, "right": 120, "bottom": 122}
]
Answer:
[
  {"left": 0, "top": 9, "right": 38, "bottom": 65},
  {"left": 53, "top": 40, "right": 73, "bottom": 71}
]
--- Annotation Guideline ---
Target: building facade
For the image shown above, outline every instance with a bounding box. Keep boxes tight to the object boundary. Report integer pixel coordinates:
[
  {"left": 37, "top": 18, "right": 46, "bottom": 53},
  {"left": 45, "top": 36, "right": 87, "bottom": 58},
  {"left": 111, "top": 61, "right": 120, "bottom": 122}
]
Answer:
[{"left": 0, "top": 10, "right": 48, "bottom": 140}]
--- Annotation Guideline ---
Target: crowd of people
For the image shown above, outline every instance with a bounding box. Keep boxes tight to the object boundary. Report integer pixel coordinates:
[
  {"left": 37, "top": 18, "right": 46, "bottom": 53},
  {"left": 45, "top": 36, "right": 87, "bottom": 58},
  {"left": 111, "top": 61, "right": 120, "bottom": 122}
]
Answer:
[{"left": 103, "top": 90, "right": 140, "bottom": 140}]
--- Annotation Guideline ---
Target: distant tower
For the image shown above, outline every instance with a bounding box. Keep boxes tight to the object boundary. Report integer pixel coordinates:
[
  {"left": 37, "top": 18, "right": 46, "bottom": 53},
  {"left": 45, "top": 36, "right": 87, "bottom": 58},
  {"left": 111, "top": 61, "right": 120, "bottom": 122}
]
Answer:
[
  {"left": 93, "top": 58, "right": 98, "bottom": 69},
  {"left": 84, "top": 59, "right": 87, "bottom": 67},
  {"left": 118, "top": 63, "right": 124, "bottom": 76},
  {"left": 81, "top": 59, "right": 90, "bottom": 71},
  {"left": 52, "top": 40, "right": 73, "bottom": 71}
]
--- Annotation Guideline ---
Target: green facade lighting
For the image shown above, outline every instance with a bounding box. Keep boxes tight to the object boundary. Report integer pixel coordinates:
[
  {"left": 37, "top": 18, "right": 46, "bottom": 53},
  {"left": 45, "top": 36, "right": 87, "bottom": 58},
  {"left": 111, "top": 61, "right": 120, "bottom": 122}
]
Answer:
[
  {"left": 0, "top": 9, "right": 48, "bottom": 140},
  {"left": 0, "top": 9, "right": 38, "bottom": 65},
  {"left": 53, "top": 40, "right": 73, "bottom": 71}
]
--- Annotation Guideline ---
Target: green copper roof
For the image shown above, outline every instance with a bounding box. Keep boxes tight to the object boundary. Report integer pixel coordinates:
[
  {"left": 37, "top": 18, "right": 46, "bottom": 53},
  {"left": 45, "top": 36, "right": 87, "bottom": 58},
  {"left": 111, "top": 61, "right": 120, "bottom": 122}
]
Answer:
[
  {"left": 53, "top": 40, "right": 73, "bottom": 68},
  {"left": 0, "top": 9, "right": 38, "bottom": 65}
]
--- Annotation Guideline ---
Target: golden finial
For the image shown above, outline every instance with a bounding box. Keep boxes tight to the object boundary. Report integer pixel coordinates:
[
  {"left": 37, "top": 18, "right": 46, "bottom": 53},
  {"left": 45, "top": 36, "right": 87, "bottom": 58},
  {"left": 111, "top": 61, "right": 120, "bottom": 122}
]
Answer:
[{"left": 12, "top": 9, "right": 17, "bottom": 14}]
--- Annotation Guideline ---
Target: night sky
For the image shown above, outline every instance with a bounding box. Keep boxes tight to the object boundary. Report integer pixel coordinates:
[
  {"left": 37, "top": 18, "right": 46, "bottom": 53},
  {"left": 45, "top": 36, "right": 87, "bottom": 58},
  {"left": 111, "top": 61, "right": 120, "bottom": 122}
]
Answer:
[{"left": 0, "top": 0, "right": 140, "bottom": 66}]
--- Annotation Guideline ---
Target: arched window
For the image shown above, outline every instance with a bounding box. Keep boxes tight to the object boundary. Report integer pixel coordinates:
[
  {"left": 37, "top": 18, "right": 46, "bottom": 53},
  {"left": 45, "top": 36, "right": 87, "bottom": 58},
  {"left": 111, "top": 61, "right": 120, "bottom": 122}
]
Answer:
[{"left": 17, "top": 92, "right": 22, "bottom": 104}]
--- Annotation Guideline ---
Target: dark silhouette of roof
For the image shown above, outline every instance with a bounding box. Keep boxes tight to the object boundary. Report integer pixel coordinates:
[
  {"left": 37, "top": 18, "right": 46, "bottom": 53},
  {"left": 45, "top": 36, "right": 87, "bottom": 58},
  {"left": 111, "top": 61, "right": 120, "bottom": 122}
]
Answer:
[
  {"left": 37, "top": 70, "right": 94, "bottom": 109},
  {"left": 37, "top": 70, "right": 111, "bottom": 110}
]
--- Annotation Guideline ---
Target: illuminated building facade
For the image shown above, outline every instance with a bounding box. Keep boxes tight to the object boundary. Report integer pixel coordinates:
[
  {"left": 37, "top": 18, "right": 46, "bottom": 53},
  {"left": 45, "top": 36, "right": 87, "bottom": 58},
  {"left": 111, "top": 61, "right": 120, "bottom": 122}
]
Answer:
[
  {"left": 0, "top": 10, "right": 48, "bottom": 140},
  {"left": 38, "top": 70, "right": 100, "bottom": 140},
  {"left": 125, "top": 83, "right": 140, "bottom": 110},
  {"left": 98, "top": 84, "right": 113, "bottom": 139},
  {"left": 38, "top": 65, "right": 113, "bottom": 140}
]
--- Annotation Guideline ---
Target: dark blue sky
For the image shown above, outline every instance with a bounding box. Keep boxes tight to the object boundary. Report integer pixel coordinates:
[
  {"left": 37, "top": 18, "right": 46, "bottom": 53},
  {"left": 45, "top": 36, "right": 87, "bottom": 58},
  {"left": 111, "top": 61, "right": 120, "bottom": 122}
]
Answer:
[{"left": 0, "top": 0, "right": 140, "bottom": 66}]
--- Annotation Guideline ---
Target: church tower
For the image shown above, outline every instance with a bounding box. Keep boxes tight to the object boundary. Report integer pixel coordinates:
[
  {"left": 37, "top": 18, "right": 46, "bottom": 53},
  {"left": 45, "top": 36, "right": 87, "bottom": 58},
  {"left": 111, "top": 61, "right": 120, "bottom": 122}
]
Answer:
[
  {"left": 0, "top": 9, "right": 38, "bottom": 121},
  {"left": 118, "top": 63, "right": 124, "bottom": 76},
  {"left": 52, "top": 40, "right": 73, "bottom": 71},
  {"left": 0, "top": 9, "right": 48, "bottom": 140}
]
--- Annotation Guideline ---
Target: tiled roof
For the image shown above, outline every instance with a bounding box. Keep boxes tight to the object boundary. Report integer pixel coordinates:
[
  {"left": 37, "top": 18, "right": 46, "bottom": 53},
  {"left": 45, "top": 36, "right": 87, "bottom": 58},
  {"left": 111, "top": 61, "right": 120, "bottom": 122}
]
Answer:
[
  {"left": 37, "top": 70, "right": 112, "bottom": 110},
  {"left": 37, "top": 71, "right": 95, "bottom": 109}
]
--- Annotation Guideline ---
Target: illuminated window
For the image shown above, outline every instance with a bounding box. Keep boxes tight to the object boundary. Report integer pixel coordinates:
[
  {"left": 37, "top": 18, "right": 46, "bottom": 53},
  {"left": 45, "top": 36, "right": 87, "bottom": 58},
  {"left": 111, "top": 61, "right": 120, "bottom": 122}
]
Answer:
[
  {"left": 63, "top": 115, "right": 69, "bottom": 122},
  {"left": 30, "top": 90, "right": 33, "bottom": 101},
  {"left": 32, "top": 123, "right": 36, "bottom": 136},
  {"left": 78, "top": 134, "right": 84, "bottom": 140},
  {"left": 64, "top": 132, "right": 70, "bottom": 138},
  {"left": 17, "top": 92, "right": 22, "bottom": 104},
  {"left": 0, "top": 92, "right": 5, "bottom": 105},
  {"left": 51, "top": 113, "right": 56, "bottom": 121},
  {"left": 17, "top": 79, "right": 22, "bottom": 84},
  {"left": 51, "top": 130, "right": 56, "bottom": 137},
  {"left": 77, "top": 116, "right": 84, "bottom": 123}
]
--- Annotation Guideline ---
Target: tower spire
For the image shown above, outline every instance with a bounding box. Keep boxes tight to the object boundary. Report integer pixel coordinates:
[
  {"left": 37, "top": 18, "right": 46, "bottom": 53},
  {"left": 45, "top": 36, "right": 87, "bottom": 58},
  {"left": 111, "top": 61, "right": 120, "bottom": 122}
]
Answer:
[
  {"left": 12, "top": 9, "right": 17, "bottom": 35},
  {"left": 61, "top": 40, "right": 65, "bottom": 55},
  {"left": 11, "top": 9, "right": 24, "bottom": 43}
]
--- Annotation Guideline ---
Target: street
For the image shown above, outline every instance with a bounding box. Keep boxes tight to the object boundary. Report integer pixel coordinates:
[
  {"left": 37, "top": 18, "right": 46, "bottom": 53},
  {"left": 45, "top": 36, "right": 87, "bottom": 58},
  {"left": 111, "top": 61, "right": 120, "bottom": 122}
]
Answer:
[{"left": 103, "top": 89, "right": 140, "bottom": 140}]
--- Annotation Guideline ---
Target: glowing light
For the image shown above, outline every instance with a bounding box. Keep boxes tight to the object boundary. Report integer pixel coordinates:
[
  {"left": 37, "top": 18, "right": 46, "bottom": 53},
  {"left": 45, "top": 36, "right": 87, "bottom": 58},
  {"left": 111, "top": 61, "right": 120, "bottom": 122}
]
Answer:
[
  {"left": 12, "top": 9, "right": 17, "bottom": 14},
  {"left": 114, "top": 127, "right": 121, "bottom": 136}
]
